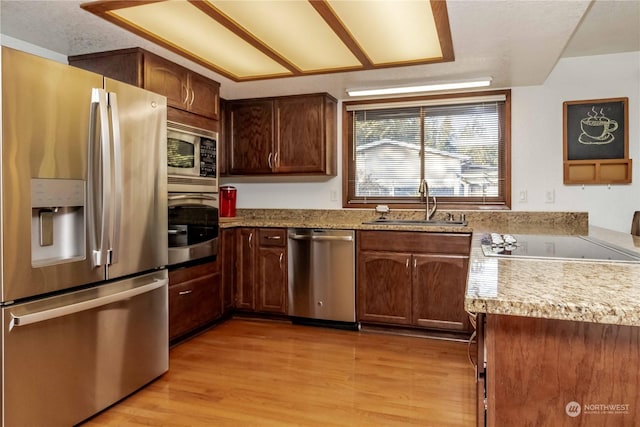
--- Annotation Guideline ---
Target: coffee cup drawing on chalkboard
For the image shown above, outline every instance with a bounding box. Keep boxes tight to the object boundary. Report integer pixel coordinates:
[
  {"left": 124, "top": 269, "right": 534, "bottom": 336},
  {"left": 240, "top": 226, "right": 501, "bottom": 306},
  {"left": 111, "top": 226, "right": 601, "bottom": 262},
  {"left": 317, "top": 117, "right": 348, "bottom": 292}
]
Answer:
[{"left": 579, "top": 106, "right": 618, "bottom": 144}]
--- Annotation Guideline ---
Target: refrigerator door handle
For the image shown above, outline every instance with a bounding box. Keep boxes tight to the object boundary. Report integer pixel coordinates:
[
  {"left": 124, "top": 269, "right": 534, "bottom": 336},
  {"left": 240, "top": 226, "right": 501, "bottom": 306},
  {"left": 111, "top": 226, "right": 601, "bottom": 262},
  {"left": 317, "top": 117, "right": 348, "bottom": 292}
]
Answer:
[
  {"left": 107, "top": 92, "right": 123, "bottom": 265},
  {"left": 89, "top": 88, "right": 112, "bottom": 267},
  {"left": 9, "top": 278, "right": 168, "bottom": 330}
]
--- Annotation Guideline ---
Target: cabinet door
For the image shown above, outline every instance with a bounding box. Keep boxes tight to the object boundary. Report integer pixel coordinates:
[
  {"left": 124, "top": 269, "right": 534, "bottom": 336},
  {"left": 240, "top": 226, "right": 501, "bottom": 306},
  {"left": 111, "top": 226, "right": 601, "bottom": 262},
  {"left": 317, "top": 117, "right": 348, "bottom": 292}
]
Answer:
[
  {"left": 236, "top": 228, "right": 256, "bottom": 310},
  {"left": 188, "top": 72, "right": 220, "bottom": 119},
  {"left": 229, "top": 100, "right": 274, "bottom": 174},
  {"left": 143, "top": 53, "right": 189, "bottom": 111},
  {"left": 412, "top": 254, "right": 471, "bottom": 331},
  {"left": 275, "top": 95, "right": 325, "bottom": 173},
  {"left": 357, "top": 252, "right": 412, "bottom": 325},
  {"left": 221, "top": 228, "right": 236, "bottom": 313},
  {"left": 256, "top": 246, "right": 287, "bottom": 314}
]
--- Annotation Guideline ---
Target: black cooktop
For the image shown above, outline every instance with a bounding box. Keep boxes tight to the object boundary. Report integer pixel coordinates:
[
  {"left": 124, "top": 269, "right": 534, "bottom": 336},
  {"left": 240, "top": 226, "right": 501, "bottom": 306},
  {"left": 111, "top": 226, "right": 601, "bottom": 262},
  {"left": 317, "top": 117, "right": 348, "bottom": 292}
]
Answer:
[{"left": 481, "top": 234, "right": 640, "bottom": 263}]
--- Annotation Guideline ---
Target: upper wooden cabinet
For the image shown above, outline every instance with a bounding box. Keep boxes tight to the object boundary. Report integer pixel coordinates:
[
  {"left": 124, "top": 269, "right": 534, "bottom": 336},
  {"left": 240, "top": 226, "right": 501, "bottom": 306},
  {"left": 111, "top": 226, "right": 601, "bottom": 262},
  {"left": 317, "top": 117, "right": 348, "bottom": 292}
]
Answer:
[
  {"left": 226, "top": 93, "right": 337, "bottom": 176},
  {"left": 144, "top": 54, "right": 219, "bottom": 120},
  {"left": 69, "top": 48, "right": 220, "bottom": 124}
]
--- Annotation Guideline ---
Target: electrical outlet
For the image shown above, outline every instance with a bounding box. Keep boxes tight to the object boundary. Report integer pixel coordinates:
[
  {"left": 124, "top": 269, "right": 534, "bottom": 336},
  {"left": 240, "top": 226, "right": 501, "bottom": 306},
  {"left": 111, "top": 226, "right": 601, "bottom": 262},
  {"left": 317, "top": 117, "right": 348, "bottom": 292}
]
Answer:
[
  {"left": 545, "top": 189, "right": 555, "bottom": 204},
  {"left": 330, "top": 189, "right": 338, "bottom": 202},
  {"left": 518, "top": 190, "right": 528, "bottom": 203}
]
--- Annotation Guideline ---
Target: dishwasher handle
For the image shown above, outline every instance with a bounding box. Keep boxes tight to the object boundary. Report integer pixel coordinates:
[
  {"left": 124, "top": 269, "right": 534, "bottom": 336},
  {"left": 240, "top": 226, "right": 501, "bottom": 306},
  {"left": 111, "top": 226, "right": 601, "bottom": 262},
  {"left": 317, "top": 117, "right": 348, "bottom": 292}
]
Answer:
[
  {"left": 9, "top": 279, "right": 168, "bottom": 330},
  {"left": 289, "top": 234, "right": 353, "bottom": 242}
]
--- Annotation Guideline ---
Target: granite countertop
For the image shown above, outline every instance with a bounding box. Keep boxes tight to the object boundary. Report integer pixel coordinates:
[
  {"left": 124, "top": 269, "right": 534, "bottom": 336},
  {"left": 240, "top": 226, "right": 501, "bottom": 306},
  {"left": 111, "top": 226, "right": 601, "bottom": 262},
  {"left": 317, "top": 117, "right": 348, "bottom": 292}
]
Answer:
[{"left": 465, "top": 226, "right": 640, "bottom": 327}]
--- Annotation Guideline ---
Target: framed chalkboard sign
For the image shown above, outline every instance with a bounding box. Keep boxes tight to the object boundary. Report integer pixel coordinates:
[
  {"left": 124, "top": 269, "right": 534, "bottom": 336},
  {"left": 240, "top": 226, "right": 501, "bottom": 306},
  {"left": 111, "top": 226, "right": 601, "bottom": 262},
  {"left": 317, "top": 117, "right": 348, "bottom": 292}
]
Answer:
[{"left": 563, "top": 97, "right": 631, "bottom": 184}]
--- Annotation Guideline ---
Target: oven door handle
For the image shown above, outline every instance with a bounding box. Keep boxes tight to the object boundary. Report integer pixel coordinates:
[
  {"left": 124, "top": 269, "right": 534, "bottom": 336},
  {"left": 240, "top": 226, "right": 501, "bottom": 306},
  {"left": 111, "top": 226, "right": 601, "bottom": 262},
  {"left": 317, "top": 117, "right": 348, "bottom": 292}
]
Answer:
[
  {"left": 168, "top": 194, "right": 218, "bottom": 202},
  {"left": 168, "top": 229, "right": 188, "bottom": 235}
]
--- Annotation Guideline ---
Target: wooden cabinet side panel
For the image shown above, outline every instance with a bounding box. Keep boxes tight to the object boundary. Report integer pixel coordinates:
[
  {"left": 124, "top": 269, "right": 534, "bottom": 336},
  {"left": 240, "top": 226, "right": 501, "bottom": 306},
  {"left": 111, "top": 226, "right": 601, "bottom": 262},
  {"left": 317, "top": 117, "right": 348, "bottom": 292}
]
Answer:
[
  {"left": 221, "top": 228, "right": 236, "bottom": 313},
  {"left": 236, "top": 228, "right": 256, "bottom": 310},
  {"left": 68, "top": 49, "right": 143, "bottom": 86},
  {"left": 357, "top": 252, "right": 412, "bottom": 325},
  {"left": 229, "top": 101, "right": 274, "bottom": 174},
  {"left": 486, "top": 315, "right": 640, "bottom": 427},
  {"left": 412, "top": 254, "right": 471, "bottom": 331},
  {"left": 256, "top": 246, "right": 287, "bottom": 314},
  {"left": 275, "top": 96, "right": 324, "bottom": 173}
]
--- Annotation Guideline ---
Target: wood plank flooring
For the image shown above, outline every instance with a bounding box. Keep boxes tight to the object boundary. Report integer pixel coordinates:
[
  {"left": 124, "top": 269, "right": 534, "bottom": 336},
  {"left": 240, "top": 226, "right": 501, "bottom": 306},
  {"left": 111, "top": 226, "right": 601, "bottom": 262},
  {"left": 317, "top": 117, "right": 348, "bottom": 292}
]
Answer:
[{"left": 82, "top": 319, "right": 476, "bottom": 427}]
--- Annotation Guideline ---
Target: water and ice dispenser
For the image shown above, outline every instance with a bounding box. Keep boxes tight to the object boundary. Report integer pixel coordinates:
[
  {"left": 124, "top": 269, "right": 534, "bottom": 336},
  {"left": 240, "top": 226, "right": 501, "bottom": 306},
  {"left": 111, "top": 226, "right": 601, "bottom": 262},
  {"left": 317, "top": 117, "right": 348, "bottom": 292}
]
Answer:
[{"left": 31, "top": 178, "right": 85, "bottom": 267}]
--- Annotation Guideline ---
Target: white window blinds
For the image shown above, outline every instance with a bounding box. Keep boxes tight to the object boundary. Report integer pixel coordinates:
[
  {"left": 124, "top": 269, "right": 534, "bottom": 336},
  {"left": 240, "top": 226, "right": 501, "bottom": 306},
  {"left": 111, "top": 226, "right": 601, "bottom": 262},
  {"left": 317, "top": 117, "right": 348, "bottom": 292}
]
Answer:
[{"left": 347, "top": 91, "right": 509, "bottom": 207}]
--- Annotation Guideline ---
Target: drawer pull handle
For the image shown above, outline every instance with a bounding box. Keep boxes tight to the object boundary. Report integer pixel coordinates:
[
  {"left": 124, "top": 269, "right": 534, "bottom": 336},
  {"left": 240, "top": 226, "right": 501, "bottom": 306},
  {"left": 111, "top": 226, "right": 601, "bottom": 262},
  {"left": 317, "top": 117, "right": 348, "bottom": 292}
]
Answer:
[
  {"left": 178, "top": 290, "right": 193, "bottom": 296},
  {"left": 265, "top": 236, "right": 282, "bottom": 240}
]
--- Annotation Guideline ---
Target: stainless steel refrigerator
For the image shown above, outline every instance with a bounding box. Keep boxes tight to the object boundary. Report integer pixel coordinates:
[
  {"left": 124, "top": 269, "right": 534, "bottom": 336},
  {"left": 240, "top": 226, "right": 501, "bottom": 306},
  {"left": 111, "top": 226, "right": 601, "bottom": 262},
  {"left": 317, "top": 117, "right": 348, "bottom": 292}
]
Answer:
[{"left": 1, "top": 47, "right": 169, "bottom": 426}]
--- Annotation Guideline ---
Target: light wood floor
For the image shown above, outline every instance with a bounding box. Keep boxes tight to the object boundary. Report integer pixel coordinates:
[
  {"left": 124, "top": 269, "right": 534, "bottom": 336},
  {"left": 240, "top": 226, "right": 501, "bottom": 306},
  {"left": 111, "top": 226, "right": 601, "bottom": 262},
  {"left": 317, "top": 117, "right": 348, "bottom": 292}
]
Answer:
[{"left": 83, "top": 319, "right": 476, "bottom": 427}]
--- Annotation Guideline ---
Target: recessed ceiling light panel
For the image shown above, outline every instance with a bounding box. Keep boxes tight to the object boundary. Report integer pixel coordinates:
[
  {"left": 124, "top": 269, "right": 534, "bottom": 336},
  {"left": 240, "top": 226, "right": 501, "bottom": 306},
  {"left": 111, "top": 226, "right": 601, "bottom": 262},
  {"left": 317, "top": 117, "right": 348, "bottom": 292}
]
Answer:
[
  {"left": 111, "top": 1, "right": 293, "bottom": 79},
  {"left": 81, "top": 0, "right": 454, "bottom": 82},
  {"left": 327, "top": 0, "right": 443, "bottom": 65},
  {"left": 208, "top": 0, "right": 362, "bottom": 72}
]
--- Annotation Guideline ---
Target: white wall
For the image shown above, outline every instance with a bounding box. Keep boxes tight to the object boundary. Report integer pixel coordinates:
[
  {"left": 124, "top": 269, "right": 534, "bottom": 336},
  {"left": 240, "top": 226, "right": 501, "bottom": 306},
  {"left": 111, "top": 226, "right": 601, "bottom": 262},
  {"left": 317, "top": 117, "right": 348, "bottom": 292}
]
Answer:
[
  {"left": 511, "top": 51, "right": 640, "bottom": 232},
  {"left": 226, "top": 51, "right": 640, "bottom": 233}
]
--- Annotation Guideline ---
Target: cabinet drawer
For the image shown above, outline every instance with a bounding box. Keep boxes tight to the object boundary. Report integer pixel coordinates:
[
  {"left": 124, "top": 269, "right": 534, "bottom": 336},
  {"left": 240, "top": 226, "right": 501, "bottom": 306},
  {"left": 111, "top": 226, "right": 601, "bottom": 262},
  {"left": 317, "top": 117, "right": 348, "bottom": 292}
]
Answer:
[
  {"left": 169, "top": 259, "right": 219, "bottom": 284},
  {"left": 169, "top": 272, "right": 221, "bottom": 340},
  {"left": 358, "top": 231, "right": 471, "bottom": 255},
  {"left": 258, "top": 228, "right": 287, "bottom": 247}
]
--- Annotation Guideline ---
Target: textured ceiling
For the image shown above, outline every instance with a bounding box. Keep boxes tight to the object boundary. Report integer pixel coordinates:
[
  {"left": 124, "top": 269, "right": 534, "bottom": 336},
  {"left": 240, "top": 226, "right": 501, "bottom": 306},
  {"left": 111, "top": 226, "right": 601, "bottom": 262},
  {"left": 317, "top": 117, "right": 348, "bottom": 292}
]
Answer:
[{"left": 1, "top": 0, "right": 638, "bottom": 100}]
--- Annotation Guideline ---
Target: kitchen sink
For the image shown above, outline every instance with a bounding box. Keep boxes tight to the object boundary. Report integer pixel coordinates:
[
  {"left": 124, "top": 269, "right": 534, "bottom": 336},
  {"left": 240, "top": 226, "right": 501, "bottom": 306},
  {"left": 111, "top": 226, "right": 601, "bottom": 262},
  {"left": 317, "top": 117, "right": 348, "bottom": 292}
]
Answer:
[{"left": 362, "top": 219, "right": 468, "bottom": 226}]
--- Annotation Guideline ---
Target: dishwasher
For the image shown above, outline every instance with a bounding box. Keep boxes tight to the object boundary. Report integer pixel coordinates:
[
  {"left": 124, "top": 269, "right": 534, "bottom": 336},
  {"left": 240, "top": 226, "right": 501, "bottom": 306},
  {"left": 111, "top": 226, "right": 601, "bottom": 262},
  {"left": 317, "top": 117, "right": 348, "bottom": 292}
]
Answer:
[{"left": 287, "top": 229, "right": 356, "bottom": 328}]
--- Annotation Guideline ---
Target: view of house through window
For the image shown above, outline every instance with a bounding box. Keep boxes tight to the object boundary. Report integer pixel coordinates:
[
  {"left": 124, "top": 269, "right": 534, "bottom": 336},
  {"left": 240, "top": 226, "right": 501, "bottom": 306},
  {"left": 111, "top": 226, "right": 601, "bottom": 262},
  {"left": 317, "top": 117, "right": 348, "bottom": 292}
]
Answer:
[{"left": 345, "top": 90, "right": 511, "bottom": 208}]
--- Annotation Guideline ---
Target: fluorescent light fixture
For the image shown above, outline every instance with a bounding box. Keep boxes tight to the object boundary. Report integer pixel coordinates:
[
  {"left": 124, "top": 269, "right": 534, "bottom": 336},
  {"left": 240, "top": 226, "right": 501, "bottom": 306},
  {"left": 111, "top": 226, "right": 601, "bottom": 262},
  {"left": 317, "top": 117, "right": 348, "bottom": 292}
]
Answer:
[{"left": 347, "top": 79, "right": 493, "bottom": 97}]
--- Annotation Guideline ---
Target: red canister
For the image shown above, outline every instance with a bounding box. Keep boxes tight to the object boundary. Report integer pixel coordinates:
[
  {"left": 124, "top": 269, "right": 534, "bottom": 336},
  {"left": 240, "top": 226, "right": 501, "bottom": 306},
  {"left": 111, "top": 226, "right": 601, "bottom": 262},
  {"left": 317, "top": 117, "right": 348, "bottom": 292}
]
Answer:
[{"left": 220, "top": 186, "right": 237, "bottom": 217}]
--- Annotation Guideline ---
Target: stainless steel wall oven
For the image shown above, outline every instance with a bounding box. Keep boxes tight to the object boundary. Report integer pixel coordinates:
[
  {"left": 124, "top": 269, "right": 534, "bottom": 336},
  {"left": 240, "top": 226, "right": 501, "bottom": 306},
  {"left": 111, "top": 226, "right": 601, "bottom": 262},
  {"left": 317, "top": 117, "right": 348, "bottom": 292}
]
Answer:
[{"left": 168, "top": 193, "right": 219, "bottom": 266}]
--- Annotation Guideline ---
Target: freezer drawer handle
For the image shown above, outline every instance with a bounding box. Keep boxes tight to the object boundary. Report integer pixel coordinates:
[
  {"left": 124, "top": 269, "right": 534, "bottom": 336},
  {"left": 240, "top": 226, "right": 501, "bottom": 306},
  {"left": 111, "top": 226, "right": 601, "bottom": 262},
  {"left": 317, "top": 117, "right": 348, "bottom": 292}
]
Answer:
[
  {"left": 9, "top": 278, "right": 168, "bottom": 330},
  {"left": 289, "top": 234, "right": 353, "bottom": 242}
]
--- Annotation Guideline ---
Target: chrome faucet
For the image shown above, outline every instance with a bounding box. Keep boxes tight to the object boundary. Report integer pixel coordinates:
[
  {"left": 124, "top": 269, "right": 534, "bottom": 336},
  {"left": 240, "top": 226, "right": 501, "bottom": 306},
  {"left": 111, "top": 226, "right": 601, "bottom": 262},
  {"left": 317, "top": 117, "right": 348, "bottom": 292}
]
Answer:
[{"left": 418, "top": 179, "right": 437, "bottom": 220}]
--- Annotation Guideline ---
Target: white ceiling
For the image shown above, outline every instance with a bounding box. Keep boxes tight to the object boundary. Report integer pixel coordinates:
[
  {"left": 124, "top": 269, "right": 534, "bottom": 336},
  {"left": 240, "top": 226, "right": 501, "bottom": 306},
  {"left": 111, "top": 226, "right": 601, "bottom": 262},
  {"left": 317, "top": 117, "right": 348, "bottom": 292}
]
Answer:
[{"left": 1, "top": 0, "right": 639, "bottom": 101}]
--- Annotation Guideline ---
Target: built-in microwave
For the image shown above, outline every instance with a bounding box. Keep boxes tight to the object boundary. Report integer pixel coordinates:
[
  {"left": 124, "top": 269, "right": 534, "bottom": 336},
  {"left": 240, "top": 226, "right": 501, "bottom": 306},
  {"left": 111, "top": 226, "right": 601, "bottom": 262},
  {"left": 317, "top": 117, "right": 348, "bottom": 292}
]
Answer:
[{"left": 167, "top": 121, "right": 218, "bottom": 193}]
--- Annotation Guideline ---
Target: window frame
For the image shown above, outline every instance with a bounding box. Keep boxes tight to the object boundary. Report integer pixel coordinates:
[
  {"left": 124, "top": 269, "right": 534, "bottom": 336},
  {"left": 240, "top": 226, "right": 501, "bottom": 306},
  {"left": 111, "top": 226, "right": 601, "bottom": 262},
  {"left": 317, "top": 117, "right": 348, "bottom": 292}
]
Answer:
[{"left": 342, "top": 89, "right": 512, "bottom": 210}]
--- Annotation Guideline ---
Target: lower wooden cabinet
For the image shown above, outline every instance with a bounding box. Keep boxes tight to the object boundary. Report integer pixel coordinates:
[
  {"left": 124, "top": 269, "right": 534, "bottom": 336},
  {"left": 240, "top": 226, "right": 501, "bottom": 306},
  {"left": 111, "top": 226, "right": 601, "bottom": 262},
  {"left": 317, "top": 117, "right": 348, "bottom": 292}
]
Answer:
[
  {"left": 168, "top": 260, "right": 221, "bottom": 341},
  {"left": 357, "top": 231, "right": 471, "bottom": 332},
  {"left": 235, "top": 227, "right": 288, "bottom": 314},
  {"left": 256, "top": 229, "right": 287, "bottom": 314}
]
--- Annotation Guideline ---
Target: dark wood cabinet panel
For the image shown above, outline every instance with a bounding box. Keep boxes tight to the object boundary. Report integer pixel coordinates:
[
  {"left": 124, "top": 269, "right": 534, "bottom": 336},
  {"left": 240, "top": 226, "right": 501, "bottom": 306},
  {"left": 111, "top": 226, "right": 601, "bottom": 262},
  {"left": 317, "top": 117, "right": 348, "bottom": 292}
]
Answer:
[
  {"left": 275, "top": 95, "right": 325, "bottom": 173},
  {"left": 235, "top": 227, "right": 288, "bottom": 315},
  {"left": 226, "top": 93, "right": 336, "bottom": 176},
  {"left": 229, "top": 101, "right": 274, "bottom": 174},
  {"left": 357, "top": 252, "right": 412, "bottom": 325},
  {"left": 168, "top": 260, "right": 221, "bottom": 341},
  {"left": 412, "top": 254, "right": 470, "bottom": 331},
  {"left": 69, "top": 47, "right": 220, "bottom": 122},
  {"left": 357, "top": 231, "right": 471, "bottom": 333},
  {"left": 236, "top": 228, "right": 256, "bottom": 310},
  {"left": 256, "top": 246, "right": 287, "bottom": 314},
  {"left": 221, "top": 228, "right": 236, "bottom": 314},
  {"left": 188, "top": 71, "right": 220, "bottom": 119},
  {"left": 143, "top": 53, "right": 189, "bottom": 112},
  {"left": 484, "top": 314, "right": 640, "bottom": 427}
]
